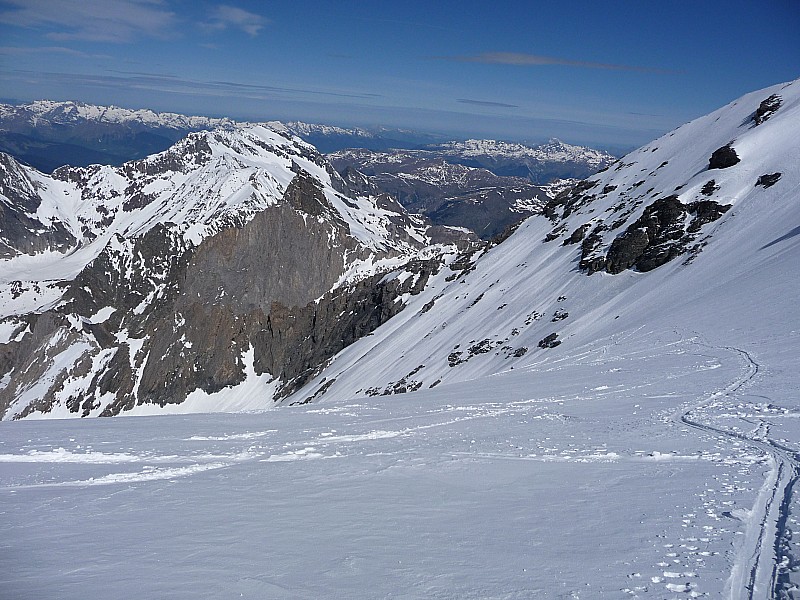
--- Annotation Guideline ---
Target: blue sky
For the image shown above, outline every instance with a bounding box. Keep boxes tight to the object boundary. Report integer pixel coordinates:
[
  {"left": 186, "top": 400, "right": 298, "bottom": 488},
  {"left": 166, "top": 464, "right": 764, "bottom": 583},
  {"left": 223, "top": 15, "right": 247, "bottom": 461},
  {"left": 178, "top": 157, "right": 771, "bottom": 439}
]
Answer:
[{"left": 0, "top": 0, "right": 797, "bottom": 150}]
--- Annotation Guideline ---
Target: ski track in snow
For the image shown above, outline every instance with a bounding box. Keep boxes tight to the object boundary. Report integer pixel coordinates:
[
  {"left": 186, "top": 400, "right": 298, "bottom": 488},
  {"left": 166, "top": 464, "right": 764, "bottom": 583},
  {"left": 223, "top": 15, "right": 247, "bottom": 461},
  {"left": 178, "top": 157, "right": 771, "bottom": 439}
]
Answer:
[{"left": 673, "top": 337, "right": 800, "bottom": 600}]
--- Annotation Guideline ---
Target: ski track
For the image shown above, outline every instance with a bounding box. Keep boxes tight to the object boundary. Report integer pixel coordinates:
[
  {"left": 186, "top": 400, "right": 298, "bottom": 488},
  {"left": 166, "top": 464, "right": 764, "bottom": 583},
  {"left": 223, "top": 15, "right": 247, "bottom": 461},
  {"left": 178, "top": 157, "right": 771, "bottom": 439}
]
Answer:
[{"left": 676, "top": 337, "right": 799, "bottom": 600}]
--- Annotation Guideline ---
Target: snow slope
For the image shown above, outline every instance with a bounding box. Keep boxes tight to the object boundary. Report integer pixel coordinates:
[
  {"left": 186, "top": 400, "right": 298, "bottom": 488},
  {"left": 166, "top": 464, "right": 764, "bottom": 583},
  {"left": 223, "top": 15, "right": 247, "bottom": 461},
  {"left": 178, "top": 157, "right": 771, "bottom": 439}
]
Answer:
[
  {"left": 0, "top": 327, "right": 796, "bottom": 598},
  {"left": 289, "top": 79, "right": 800, "bottom": 407}
]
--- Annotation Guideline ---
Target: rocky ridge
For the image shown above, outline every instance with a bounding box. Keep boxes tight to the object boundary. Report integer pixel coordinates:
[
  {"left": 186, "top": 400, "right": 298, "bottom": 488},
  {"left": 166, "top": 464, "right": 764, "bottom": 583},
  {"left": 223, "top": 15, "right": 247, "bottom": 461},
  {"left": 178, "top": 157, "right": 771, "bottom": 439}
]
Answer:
[{"left": 0, "top": 124, "right": 471, "bottom": 418}]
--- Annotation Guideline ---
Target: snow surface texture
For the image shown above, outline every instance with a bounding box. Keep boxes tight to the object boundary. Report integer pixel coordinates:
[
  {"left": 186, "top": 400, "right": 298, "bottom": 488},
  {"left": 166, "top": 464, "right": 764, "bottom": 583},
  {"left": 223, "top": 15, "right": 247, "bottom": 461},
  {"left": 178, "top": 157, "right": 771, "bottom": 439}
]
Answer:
[
  {"left": 1, "top": 333, "right": 797, "bottom": 599},
  {"left": 1, "top": 80, "right": 800, "bottom": 598}
]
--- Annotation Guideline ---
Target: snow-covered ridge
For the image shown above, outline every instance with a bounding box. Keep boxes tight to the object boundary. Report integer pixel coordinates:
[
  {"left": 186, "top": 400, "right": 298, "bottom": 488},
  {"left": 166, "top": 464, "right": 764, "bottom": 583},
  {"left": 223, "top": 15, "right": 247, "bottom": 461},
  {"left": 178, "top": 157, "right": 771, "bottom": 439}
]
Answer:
[
  {"left": 0, "top": 100, "right": 236, "bottom": 130},
  {"left": 543, "top": 79, "right": 800, "bottom": 271},
  {"left": 433, "top": 137, "right": 615, "bottom": 166},
  {"left": 0, "top": 123, "right": 430, "bottom": 290},
  {"left": 281, "top": 121, "right": 376, "bottom": 138}
]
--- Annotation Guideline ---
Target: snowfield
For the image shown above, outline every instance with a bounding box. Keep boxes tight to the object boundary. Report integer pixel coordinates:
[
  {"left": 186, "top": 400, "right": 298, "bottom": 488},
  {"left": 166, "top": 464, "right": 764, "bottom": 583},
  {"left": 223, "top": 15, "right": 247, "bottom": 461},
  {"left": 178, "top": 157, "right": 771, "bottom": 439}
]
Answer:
[
  {"left": 1, "top": 79, "right": 800, "bottom": 598},
  {"left": 1, "top": 327, "right": 798, "bottom": 599}
]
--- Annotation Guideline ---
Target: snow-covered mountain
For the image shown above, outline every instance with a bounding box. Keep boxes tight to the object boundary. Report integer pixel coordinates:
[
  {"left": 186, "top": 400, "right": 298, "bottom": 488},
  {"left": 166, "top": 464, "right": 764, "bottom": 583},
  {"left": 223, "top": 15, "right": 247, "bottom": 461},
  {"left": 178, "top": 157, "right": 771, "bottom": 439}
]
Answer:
[
  {"left": 434, "top": 137, "right": 613, "bottom": 165},
  {"left": 0, "top": 100, "right": 610, "bottom": 239},
  {"left": 423, "top": 137, "right": 617, "bottom": 182},
  {"left": 1, "top": 80, "right": 799, "bottom": 599},
  {"left": 330, "top": 137, "right": 615, "bottom": 185},
  {"left": 3, "top": 80, "right": 796, "bottom": 418},
  {"left": 0, "top": 99, "right": 234, "bottom": 130},
  {"left": 282, "top": 79, "right": 799, "bottom": 407},
  {"left": 0, "top": 123, "right": 470, "bottom": 418}
]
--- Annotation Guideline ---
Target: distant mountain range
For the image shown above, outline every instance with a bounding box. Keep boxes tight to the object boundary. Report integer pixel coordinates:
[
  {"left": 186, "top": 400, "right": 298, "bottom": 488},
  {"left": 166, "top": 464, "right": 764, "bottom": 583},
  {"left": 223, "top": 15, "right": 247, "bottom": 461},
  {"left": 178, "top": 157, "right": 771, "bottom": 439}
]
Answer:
[
  {"left": 0, "top": 100, "right": 615, "bottom": 178},
  {"left": 0, "top": 100, "right": 234, "bottom": 172},
  {"left": 0, "top": 100, "right": 616, "bottom": 238},
  {"left": 0, "top": 101, "right": 441, "bottom": 171},
  {"left": 330, "top": 151, "right": 548, "bottom": 239}
]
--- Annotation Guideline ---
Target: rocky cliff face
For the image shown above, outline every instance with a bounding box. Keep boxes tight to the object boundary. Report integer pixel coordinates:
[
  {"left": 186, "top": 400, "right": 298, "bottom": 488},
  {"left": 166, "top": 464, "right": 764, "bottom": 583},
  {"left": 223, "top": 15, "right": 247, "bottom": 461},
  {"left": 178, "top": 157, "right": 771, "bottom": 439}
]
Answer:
[{"left": 0, "top": 125, "right": 468, "bottom": 419}]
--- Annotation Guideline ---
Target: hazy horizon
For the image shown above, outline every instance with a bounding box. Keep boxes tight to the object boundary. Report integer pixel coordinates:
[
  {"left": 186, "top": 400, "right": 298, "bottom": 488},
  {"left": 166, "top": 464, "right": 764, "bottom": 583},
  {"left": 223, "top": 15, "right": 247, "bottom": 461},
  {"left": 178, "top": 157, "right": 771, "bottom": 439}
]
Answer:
[{"left": 1, "top": 1, "right": 798, "bottom": 151}]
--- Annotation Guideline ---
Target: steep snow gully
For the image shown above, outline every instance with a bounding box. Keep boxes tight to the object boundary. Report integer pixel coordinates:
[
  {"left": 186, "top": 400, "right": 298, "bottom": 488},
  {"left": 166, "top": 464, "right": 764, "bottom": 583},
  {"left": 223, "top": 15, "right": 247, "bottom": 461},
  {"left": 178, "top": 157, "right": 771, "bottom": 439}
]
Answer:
[{"left": 676, "top": 335, "right": 799, "bottom": 599}]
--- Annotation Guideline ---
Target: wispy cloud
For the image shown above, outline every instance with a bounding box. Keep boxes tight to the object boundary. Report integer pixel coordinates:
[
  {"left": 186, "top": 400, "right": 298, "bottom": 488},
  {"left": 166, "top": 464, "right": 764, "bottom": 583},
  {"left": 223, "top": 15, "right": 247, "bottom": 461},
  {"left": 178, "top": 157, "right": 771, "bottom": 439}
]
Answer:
[
  {"left": 0, "top": 45, "right": 110, "bottom": 59},
  {"left": 202, "top": 5, "right": 268, "bottom": 37},
  {"left": 0, "top": 0, "right": 177, "bottom": 42},
  {"left": 458, "top": 98, "right": 518, "bottom": 108},
  {"left": 4, "top": 69, "right": 381, "bottom": 102},
  {"left": 440, "top": 52, "right": 673, "bottom": 74}
]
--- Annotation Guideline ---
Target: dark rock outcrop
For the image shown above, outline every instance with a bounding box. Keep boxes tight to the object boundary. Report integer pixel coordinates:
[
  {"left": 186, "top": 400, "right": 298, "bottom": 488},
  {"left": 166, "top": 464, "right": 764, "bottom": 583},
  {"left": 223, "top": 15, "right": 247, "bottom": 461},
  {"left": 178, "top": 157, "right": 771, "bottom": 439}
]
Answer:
[
  {"left": 753, "top": 94, "right": 782, "bottom": 125},
  {"left": 602, "top": 196, "right": 731, "bottom": 274},
  {"left": 756, "top": 173, "right": 782, "bottom": 188},
  {"left": 700, "top": 180, "right": 718, "bottom": 196},
  {"left": 708, "top": 144, "right": 740, "bottom": 170},
  {"left": 606, "top": 228, "right": 651, "bottom": 274},
  {"left": 538, "top": 333, "right": 561, "bottom": 349},
  {"left": 563, "top": 223, "right": 591, "bottom": 246},
  {"left": 578, "top": 225, "right": 608, "bottom": 274}
]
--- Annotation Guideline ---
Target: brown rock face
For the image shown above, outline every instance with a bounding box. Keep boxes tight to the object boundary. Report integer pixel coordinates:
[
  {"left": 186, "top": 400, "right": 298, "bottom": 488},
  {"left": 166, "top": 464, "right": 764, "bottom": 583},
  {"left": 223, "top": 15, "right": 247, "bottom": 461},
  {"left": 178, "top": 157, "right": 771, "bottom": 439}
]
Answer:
[{"left": 0, "top": 167, "right": 441, "bottom": 418}]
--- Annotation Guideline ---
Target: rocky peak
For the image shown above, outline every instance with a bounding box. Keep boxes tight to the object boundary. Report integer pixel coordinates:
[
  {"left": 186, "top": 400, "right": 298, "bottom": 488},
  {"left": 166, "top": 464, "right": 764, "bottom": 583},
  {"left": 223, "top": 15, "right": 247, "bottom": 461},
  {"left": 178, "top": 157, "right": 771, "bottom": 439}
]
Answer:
[{"left": 0, "top": 120, "right": 456, "bottom": 418}]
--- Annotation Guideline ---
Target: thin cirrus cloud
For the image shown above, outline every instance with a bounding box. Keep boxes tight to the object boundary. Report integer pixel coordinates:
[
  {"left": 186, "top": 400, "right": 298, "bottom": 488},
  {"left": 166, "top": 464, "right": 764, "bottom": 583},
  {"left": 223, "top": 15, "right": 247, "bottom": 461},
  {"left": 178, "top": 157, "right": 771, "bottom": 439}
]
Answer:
[
  {"left": 0, "top": 0, "right": 177, "bottom": 42},
  {"left": 442, "top": 52, "right": 673, "bottom": 74},
  {"left": 4, "top": 69, "right": 381, "bottom": 102},
  {"left": 0, "top": 1, "right": 269, "bottom": 42},
  {"left": 457, "top": 99, "right": 518, "bottom": 108},
  {"left": 0, "top": 45, "right": 110, "bottom": 59},
  {"left": 201, "top": 5, "right": 269, "bottom": 37}
]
